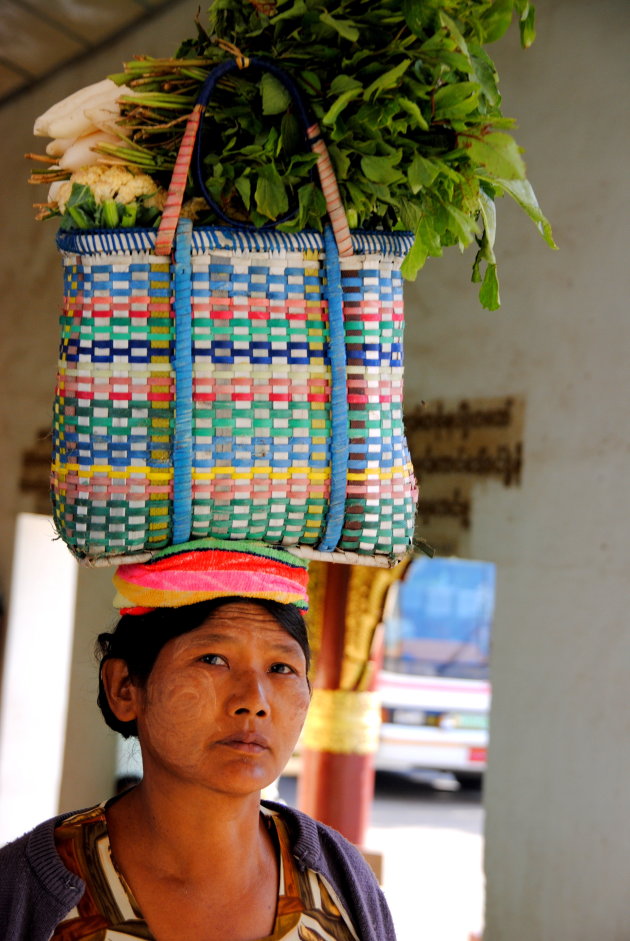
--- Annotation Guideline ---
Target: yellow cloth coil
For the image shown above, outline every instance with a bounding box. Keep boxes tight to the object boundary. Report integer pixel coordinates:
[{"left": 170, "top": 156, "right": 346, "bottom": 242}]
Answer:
[{"left": 301, "top": 689, "right": 381, "bottom": 755}]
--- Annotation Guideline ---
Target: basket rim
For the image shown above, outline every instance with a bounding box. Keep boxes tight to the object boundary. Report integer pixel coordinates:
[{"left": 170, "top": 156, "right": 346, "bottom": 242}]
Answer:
[
  {"left": 56, "top": 224, "right": 414, "bottom": 258},
  {"left": 76, "top": 544, "right": 408, "bottom": 569}
]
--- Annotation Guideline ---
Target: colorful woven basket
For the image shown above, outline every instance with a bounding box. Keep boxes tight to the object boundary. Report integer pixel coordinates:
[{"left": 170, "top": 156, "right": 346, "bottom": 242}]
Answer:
[{"left": 51, "top": 58, "right": 418, "bottom": 567}]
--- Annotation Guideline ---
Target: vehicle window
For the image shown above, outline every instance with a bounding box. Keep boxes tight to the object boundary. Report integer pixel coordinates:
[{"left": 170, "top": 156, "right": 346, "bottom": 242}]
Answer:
[{"left": 383, "top": 558, "right": 496, "bottom": 681}]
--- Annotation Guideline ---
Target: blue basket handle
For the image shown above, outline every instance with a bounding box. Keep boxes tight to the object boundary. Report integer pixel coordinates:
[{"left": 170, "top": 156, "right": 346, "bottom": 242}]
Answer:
[
  {"left": 155, "top": 57, "right": 352, "bottom": 257},
  {"left": 192, "top": 57, "right": 311, "bottom": 229}
]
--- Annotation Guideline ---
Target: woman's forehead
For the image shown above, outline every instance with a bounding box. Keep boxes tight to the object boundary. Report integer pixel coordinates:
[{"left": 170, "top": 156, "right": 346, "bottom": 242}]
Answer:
[
  {"left": 203, "top": 600, "right": 284, "bottom": 628},
  {"left": 167, "top": 602, "right": 301, "bottom": 653}
]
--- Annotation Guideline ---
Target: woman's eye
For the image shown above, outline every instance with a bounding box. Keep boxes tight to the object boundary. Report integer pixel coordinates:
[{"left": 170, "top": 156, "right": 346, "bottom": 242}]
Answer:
[
  {"left": 199, "top": 654, "right": 227, "bottom": 666},
  {"left": 269, "top": 662, "right": 296, "bottom": 675}
]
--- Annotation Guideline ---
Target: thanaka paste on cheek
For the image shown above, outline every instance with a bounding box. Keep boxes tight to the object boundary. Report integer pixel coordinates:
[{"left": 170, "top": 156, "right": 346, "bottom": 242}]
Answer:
[
  {"left": 149, "top": 674, "right": 215, "bottom": 723},
  {"left": 139, "top": 666, "right": 220, "bottom": 777},
  {"left": 149, "top": 635, "right": 217, "bottom": 715}
]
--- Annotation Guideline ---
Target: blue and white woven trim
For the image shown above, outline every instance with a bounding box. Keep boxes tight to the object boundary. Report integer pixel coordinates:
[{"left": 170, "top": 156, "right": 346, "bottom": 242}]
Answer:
[{"left": 56, "top": 226, "right": 414, "bottom": 258}]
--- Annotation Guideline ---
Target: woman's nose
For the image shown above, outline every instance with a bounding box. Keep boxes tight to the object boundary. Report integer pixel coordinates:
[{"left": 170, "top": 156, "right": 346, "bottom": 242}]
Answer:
[{"left": 229, "top": 671, "right": 270, "bottom": 717}]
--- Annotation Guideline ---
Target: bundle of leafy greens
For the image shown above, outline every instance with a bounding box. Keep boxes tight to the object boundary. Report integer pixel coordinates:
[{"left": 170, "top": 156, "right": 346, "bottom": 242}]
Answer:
[{"left": 36, "top": 0, "right": 557, "bottom": 308}]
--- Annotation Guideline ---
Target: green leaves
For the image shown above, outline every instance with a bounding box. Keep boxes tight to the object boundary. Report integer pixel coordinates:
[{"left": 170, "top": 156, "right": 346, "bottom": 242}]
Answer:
[
  {"left": 261, "top": 73, "right": 291, "bottom": 115},
  {"left": 255, "top": 164, "right": 289, "bottom": 220},
  {"left": 464, "top": 131, "right": 526, "bottom": 180},
  {"left": 319, "top": 11, "right": 359, "bottom": 42},
  {"left": 473, "top": 189, "right": 500, "bottom": 310},
  {"left": 519, "top": 4, "right": 537, "bottom": 48},
  {"left": 402, "top": 0, "right": 438, "bottom": 37},
  {"left": 269, "top": 0, "right": 307, "bottom": 25},
  {"left": 58, "top": 182, "right": 160, "bottom": 230},
  {"left": 408, "top": 154, "right": 439, "bottom": 193},
  {"left": 488, "top": 177, "right": 557, "bottom": 248},
  {"left": 364, "top": 59, "right": 412, "bottom": 100},
  {"left": 433, "top": 82, "right": 479, "bottom": 120},
  {"left": 234, "top": 175, "right": 251, "bottom": 210},
  {"left": 361, "top": 154, "right": 404, "bottom": 185},
  {"left": 400, "top": 214, "right": 443, "bottom": 280},
  {"left": 62, "top": 183, "right": 96, "bottom": 230},
  {"left": 109, "top": 0, "right": 552, "bottom": 308},
  {"left": 478, "top": 0, "right": 518, "bottom": 44},
  {"left": 397, "top": 97, "right": 429, "bottom": 131},
  {"left": 479, "top": 265, "right": 500, "bottom": 310},
  {"left": 469, "top": 44, "right": 501, "bottom": 110},
  {"left": 330, "top": 74, "right": 362, "bottom": 95},
  {"left": 101, "top": 198, "right": 119, "bottom": 227},
  {"left": 322, "top": 87, "right": 362, "bottom": 126}
]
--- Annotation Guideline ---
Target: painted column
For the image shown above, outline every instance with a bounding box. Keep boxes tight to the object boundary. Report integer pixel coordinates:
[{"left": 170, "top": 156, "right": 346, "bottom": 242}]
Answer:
[{"left": 297, "top": 560, "right": 405, "bottom": 845}]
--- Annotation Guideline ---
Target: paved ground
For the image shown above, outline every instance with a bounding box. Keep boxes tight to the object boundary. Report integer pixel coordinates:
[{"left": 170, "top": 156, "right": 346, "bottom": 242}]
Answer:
[{"left": 279, "top": 770, "right": 485, "bottom": 941}]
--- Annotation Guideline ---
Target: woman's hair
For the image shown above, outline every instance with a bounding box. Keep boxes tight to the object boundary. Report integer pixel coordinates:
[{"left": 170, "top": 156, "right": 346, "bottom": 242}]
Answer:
[{"left": 96, "top": 597, "right": 310, "bottom": 738}]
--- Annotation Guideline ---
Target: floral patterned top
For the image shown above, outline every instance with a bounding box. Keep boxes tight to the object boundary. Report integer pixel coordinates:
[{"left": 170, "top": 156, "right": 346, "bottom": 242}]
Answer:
[{"left": 52, "top": 803, "right": 359, "bottom": 940}]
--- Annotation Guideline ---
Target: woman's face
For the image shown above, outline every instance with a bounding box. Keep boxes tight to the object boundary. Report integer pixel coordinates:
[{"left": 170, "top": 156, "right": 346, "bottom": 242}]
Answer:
[{"left": 128, "top": 601, "right": 311, "bottom": 796}]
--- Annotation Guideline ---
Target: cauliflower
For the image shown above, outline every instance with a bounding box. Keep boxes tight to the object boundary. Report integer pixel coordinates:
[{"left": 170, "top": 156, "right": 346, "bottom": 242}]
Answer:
[
  {"left": 48, "top": 164, "right": 167, "bottom": 230},
  {"left": 50, "top": 165, "right": 165, "bottom": 214},
  {"left": 116, "top": 172, "right": 163, "bottom": 204},
  {"left": 48, "top": 179, "right": 73, "bottom": 212},
  {"left": 180, "top": 197, "right": 211, "bottom": 221}
]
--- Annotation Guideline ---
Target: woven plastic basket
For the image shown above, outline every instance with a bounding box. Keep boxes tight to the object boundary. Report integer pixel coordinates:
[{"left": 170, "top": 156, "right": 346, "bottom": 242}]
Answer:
[{"left": 51, "top": 58, "right": 418, "bottom": 567}]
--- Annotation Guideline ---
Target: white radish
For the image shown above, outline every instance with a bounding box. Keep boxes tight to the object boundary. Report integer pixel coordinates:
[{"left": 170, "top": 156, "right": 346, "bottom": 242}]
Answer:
[
  {"left": 57, "top": 131, "right": 120, "bottom": 171},
  {"left": 83, "top": 105, "right": 131, "bottom": 137},
  {"left": 33, "top": 79, "right": 132, "bottom": 138},
  {"left": 46, "top": 137, "right": 74, "bottom": 157},
  {"left": 46, "top": 105, "right": 112, "bottom": 141},
  {"left": 34, "top": 78, "right": 115, "bottom": 135}
]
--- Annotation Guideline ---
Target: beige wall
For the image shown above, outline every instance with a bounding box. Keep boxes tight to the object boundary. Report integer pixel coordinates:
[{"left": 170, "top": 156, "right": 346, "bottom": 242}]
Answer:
[
  {"left": 403, "top": 0, "right": 630, "bottom": 937},
  {"left": 0, "top": 0, "right": 204, "bottom": 809},
  {"left": 0, "top": 0, "right": 629, "bottom": 935}
]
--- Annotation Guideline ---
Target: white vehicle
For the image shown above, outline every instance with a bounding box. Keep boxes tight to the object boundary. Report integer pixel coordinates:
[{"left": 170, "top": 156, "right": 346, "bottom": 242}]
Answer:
[{"left": 375, "top": 557, "right": 495, "bottom": 786}]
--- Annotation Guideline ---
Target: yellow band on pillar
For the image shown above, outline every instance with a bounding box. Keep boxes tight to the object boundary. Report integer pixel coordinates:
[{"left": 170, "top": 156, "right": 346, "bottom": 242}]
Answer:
[{"left": 301, "top": 689, "right": 381, "bottom": 755}]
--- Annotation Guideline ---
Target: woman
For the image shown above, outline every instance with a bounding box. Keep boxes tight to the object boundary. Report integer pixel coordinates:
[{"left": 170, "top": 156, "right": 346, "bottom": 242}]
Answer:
[{"left": 0, "top": 539, "right": 397, "bottom": 941}]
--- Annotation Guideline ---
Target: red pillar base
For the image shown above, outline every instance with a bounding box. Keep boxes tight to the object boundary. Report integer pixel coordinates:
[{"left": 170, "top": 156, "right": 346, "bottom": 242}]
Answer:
[{"left": 297, "top": 746, "right": 375, "bottom": 846}]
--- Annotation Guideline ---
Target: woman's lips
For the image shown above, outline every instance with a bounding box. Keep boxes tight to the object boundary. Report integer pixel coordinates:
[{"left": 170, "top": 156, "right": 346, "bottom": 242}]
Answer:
[{"left": 216, "top": 733, "right": 270, "bottom": 753}]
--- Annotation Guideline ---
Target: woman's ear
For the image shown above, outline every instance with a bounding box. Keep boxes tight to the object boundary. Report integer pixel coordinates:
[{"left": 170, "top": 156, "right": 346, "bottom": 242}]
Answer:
[{"left": 101, "top": 658, "right": 140, "bottom": 724}]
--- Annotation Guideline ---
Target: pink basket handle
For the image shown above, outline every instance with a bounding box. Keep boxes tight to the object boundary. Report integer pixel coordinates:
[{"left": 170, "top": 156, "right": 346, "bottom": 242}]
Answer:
[
  {"left": 154, "top": 104, "right": 203, "bottom": 256},
  {"left": 306, "top": 122, "right": 353, "bottom": 257}
]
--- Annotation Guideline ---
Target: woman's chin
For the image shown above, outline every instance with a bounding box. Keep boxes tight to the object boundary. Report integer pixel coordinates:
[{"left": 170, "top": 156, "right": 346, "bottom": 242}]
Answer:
[{"left": 202, "top": 760, "right": 282, "bottom": 798}]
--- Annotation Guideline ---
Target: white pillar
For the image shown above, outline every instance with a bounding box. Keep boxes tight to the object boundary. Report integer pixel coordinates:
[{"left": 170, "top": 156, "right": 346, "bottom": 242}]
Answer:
[{"left": 0, "top": 513, "right": 78, "bottom": 844}]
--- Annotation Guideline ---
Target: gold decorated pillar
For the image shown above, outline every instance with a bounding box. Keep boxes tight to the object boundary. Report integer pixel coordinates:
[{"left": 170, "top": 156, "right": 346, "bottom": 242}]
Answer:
[{"left": 297, "top": 559, "right": 408, "bottom": 845}]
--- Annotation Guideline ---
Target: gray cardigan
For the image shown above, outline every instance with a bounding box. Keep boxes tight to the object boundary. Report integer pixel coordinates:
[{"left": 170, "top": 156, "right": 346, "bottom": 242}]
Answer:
[{"left": 0, "top": 800, "right": 397, "bottom": 941}]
